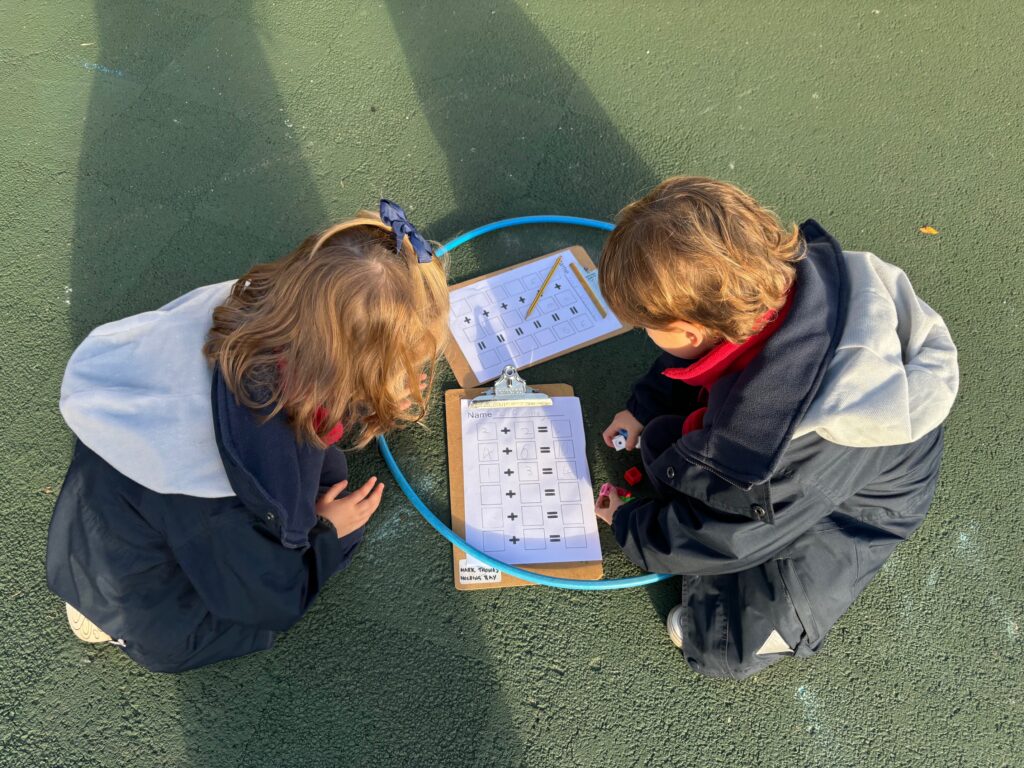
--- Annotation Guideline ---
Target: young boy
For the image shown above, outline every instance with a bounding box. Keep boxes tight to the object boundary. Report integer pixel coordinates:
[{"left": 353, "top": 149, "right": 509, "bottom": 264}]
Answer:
[{"left": 595, "top": 177, "right": 958, "bottom": 679}]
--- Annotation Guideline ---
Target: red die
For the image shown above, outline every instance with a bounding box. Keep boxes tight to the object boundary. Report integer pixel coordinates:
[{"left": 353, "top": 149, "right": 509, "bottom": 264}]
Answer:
[{"left": 624, "top": 466, "right": 643, "bottom": 486}]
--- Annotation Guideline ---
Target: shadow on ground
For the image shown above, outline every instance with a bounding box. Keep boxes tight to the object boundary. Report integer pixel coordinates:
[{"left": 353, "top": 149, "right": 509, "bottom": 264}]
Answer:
[
  {"left": 384, "top": 0, "right": 679, "bottom": 621},
  {"left": 50, "top": 1, "right": 721, "bottom": 764},
  {"left": 70, "top": 3, "right": 327, "bottom": 338},
  {"left": 384, "top": 0, "right": 657, "bottom": 234},
  {"left": 66, "top": 1, "right": 527, "bottom": 765}
]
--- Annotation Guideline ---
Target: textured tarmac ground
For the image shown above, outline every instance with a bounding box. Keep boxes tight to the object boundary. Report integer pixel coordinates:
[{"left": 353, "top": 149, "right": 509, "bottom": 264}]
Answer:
[{"left": 1, "top": 1, "right": 1021, "bottom": 766}]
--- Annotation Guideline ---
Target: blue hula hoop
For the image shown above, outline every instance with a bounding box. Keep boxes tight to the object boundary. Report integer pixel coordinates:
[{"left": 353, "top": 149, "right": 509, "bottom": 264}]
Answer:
[{"left": 376, "top": 214, "right": 673, "bottom": 590}]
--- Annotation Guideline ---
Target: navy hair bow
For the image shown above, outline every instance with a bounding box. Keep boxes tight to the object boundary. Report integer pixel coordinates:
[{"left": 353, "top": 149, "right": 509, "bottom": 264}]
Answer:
[{"left": 379, "top": 199, "right": 434, "bottom": 263}]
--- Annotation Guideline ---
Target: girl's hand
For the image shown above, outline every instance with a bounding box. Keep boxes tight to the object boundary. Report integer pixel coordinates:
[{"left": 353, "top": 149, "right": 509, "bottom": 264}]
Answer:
[
  {"left": 316, "top": 477, "right": 384, "bottom": 538},
  {"left": 602, "top": 410, "right": 644, "bottom": 450},
  {"left": 595, "top": 487, "right": 624, "bottom": 525}
]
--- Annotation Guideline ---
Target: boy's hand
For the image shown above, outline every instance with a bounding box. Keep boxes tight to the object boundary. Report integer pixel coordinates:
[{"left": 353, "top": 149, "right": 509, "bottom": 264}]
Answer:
[
  {"left": 315, "top": 477, "right": 384, "bottom": 538},
  {"left": 595, "top": 487, "right": 624, "bottom": 525},
  {"left": 602, "top": 410, "right": 644, "bottom": 450}
]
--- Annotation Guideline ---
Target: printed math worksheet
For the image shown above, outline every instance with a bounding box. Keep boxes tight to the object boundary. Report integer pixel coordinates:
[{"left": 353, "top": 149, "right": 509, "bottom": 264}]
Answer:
[
  {"left": 447, "top": 249, "right": 624, "bottom": 385},
  {"left": 459, "top": 397, "right": 602, "bottom": 565}
]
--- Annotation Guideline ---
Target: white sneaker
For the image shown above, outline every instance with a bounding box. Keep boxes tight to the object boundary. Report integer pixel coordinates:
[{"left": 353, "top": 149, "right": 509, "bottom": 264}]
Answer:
[
  {"left": 66, "top": 603, "right": 112, "bottom": 644},
  {"left": 667, "top": 604, "right": 685, "bottom": 649}
]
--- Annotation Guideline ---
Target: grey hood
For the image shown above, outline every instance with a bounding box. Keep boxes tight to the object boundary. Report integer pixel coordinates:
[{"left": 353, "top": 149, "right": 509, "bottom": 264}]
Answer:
[
  {"left": 60, "top": 282, "right": 236, "bottom": 498},
  {"left": 795, "top": 250, "right": 959, "bottom": 448}
]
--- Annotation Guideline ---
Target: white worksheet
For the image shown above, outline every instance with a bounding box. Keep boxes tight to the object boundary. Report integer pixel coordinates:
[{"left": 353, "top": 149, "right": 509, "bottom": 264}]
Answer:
[
  {"left": 448, "top": 250, "right": 624, "bottom": 384},
  {"left": 460, "top": 397, "right": 602, "bottom": 565}
]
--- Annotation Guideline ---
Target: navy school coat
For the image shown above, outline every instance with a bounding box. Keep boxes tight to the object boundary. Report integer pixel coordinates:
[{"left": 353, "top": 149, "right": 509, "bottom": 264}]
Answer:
[
  {"left": 612, "top": 221, "right": 957, "bottom": 679},
  {"left": 47, "top": 366, "right": 362, "bottom": 673}
]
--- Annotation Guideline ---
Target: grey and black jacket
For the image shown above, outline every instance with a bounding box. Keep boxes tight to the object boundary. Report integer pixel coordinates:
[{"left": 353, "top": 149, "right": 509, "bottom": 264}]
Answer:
[
  {"left": 613, "top": 221, "right": 958, "bottom": 679},
  {"left": 47, "top": 282, "right": 362, "bottom": 673}
]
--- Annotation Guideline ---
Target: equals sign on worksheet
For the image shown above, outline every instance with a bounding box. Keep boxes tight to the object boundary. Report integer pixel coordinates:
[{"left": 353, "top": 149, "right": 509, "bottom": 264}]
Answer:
[
  {"left": 544, "top": 489, "right": 556, "bottom": 497},
  {"left": 540, "top": 446, "right": 551, "bottom": 454},
  {"left": 537, "top": 426, "right": 549, "bottom": 433},
  {"left": 542, "top": 468, "right": 553, "bottom": 475},
  {"left": 546, "top": 511, "right": 559, "bottom": 519},
  {"left": 549, "top": 534, "right": 561, "bottom": 543}
]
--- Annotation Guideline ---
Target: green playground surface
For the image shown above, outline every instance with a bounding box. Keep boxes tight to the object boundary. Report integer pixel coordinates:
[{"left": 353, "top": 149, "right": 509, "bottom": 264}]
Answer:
[{"left": 2, "top": 1, "right": 1021, "bottom": 765}]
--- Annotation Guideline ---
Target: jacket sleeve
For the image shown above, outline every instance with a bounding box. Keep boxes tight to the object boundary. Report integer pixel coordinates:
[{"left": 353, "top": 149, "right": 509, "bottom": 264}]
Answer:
[
  {"left": 626, "top": 353, "right": 701, "bottom": 425},
  {"left": 166, "top": 502, "right": 363, "bottom": 632},
  {"left": 610, "top": 482, "right": 829, "bottom": 576},
  {"left": 319, "top": 445, "right": 350, "bottom": 493}
]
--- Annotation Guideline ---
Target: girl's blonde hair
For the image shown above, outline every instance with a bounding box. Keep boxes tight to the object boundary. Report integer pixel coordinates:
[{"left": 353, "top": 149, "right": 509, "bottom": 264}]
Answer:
[
  {"left": 204, "top": 210, "right": 449, "bottom": 448},
  {"left": 599, "top": 177, "right": 804, "bottom": 344}
]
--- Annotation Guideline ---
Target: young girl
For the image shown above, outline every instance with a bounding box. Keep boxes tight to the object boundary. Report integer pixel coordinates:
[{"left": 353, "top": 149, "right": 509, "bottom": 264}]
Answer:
[{"left": 47, "top": 201, "right": 449, "bottom": 673}]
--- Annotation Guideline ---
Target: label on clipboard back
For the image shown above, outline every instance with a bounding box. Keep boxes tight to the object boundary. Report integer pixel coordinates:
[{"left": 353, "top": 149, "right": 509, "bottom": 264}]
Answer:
[{"left": 459, "top": 556, "right": 503, "bottom": 585}]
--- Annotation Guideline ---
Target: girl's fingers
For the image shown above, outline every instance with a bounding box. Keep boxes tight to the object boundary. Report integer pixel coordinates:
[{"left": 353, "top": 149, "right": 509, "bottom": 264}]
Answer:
[
  {"left": 323, "top": 480, "right": 348, "bottom": 502},
  {"left": 351, "top": 476, "right": 378, "bottom": 500},
  {"left": 359, "top": 482, "right": 385, "bottom": 513}
]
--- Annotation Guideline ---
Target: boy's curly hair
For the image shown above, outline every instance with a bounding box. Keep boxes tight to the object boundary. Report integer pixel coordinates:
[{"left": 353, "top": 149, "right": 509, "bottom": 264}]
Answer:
[{"left": 599, "top": 177, "right": 803, "bottom": 344}]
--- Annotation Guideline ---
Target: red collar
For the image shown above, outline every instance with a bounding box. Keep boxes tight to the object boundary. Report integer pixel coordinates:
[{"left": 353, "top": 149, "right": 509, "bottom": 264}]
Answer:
[
  {"left": 313, "top": 407, "right": 345, "bottom": 446},
  {"left": 278, "top": 360, "right": 345, "bottom": 446},
  {"left": 662, "top": 290, "right": 794, "bottom": 389}
]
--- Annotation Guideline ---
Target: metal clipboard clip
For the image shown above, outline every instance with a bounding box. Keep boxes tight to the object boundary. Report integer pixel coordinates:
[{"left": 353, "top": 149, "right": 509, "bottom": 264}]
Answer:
[{"left": 468, "top": 366, "right": 553, "bottom": 410}]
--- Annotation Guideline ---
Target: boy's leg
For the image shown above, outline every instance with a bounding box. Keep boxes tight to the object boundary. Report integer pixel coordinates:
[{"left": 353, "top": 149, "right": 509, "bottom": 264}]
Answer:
[
  {"left": 676, "top": 563, "right": 808, "bottom": 680},
  {"left": 640, "top": 415, "right": 813, "bottom": 677}
]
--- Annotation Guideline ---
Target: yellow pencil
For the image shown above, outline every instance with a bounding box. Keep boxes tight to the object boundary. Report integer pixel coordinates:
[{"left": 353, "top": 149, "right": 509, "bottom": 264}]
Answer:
[
  {"left": 524, "top": 254, "right": 563, "bottom": 319},
  {"left": 570, "top": 261, "right": 607, "bottom": 318}
]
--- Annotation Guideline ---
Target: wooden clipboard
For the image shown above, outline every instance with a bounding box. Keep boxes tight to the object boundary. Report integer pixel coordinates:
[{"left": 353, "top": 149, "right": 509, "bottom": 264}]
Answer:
[
  {"left": 445, "top": 386, "right": 604, "bottom": 591},
  {"left": 444, "top": 246, "right": 631, "bottom": 388}
]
